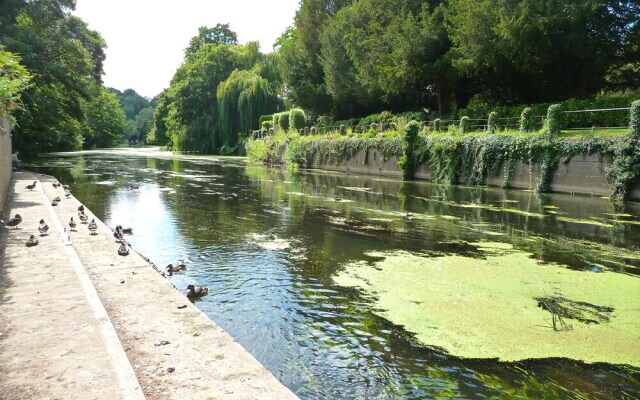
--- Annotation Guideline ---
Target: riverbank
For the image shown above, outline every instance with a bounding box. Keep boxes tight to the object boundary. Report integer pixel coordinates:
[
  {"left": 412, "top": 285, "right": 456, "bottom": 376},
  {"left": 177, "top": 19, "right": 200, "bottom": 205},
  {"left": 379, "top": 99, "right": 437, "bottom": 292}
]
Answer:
[{"left": 0, "top": 172, "right": 298, "bottom": 399}]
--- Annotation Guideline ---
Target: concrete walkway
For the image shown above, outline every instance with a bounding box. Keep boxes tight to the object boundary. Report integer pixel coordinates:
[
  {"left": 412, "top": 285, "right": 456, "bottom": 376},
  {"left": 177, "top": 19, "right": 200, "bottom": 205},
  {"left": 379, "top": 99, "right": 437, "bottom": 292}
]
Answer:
[
  {"left": 0, "top": 172, "right": 144, "bottom": 399},
  {"left": 1, "top": 172, "right": 298, "bottom": 400}
]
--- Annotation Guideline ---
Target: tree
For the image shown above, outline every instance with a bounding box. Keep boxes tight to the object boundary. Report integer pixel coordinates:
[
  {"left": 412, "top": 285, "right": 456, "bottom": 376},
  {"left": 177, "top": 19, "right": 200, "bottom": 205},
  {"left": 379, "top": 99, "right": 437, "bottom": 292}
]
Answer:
[
  {"left": 84, "top": 87, "right": 126, "bottom": 148},
  {"left": 185, "top": 23, "right": 238, "bottom": 57}
]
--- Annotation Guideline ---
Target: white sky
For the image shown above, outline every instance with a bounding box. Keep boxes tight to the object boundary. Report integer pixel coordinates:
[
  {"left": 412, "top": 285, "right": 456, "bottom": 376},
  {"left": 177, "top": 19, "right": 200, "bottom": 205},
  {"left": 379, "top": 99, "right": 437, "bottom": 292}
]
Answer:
[{"left": 74, "top": 0, "right": 300, "bottom": 98}]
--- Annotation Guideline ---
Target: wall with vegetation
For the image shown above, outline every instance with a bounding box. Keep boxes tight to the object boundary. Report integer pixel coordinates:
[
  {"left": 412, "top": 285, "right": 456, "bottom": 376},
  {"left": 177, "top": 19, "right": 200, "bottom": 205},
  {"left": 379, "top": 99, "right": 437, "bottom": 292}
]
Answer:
[{"left": 0, "top": 117, "right": 12, "bottom": 216}]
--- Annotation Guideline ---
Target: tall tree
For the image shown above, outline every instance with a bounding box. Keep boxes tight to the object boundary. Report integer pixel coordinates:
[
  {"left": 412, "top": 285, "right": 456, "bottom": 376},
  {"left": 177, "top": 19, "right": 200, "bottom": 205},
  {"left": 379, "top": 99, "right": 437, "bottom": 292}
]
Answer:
[{"left": 185, "top": 23, "right": 239, "bottom": 57}]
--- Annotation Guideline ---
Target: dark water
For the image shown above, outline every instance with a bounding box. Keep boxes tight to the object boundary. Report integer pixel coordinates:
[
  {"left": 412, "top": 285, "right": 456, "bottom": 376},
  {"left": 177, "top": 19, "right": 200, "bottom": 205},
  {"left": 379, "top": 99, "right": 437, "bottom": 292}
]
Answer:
[{"left": 26, "top": 150, "right": 640, "bottom": 400}]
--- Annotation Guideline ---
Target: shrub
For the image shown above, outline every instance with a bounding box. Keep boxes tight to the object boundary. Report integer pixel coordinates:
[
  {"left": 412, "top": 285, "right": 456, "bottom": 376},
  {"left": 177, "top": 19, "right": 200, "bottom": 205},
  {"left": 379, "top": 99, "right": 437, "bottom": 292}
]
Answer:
[
  {"left": 487, "top": 112, "right": 498, "bottom": 133},
  {"left": 261, "top": 120, "right": 273, "bottom": 130},
  {"left": 258, "top": 114, "right": 272, "bottom": 128},
  {"left": 310, "top": 126, "right": 317, "bottom": 135},
  {"left": 398, "top": 120, "right": 420, "bottom": 180},
  {"left": 520, "top": 107, "right": 536, "bottom": 133},
  {"left": 278, "top": 112, "right": 290, "bottom": 131},
  {"left": 447, "top": 124, "right": 458, "bottom": 135},
  {"left": 339, "top": 124, "right": 346, "bottom": 135},
  {"left": 289, "top": 108, "right": 306, "bottom": 130},
  {"left": 544, "top": 104, "right": 563, "bottom": 137},
  {"left": 432, "top": 118, "right": 442, "bottom": 132},
  {"left": 459, "top": 116, "right": 470, "bottom": 134},
  {"left": 273, "top": 113, "right": 281, "bottom": 128},
  {"left": 631, "top": 100, "right": 640, "bottom": 139}
]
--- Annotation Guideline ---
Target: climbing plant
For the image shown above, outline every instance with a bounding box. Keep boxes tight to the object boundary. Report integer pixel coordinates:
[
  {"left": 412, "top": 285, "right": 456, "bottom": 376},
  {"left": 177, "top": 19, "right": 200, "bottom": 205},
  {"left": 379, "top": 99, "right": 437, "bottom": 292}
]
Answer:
[
  {"left": 520, "top": 107, "right": 536, "bottom": 133},
  {"left": 398, "top": 121, "right": 420, "bottom": 180},
  {"left": 631, "top": 100, "right": 640, "bottom": 139},
  {"left": 487, "top": 112, "right": 498, "bottom": 133},
  {"left": 544, "top": 104, "right": 563, "bottom": 137}
]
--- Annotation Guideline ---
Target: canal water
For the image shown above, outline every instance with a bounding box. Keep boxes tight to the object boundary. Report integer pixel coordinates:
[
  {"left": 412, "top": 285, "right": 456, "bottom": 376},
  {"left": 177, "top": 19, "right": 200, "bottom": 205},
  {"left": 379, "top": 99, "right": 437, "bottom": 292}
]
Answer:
[{"left": 26, "top": 150, "right": 640, "bottom": 399}]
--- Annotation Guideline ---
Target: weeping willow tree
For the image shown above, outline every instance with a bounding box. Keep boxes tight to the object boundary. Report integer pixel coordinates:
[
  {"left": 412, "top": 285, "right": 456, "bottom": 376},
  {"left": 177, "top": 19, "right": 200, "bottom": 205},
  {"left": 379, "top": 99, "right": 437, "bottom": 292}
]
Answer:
[{"left": 217, "top": 68, "right": 269, "bottom": 147}]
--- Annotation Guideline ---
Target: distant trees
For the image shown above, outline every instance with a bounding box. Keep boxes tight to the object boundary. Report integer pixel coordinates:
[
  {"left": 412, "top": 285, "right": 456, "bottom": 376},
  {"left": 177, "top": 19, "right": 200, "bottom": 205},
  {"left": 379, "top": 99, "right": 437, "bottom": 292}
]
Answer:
[{"left": 111, "top": 88, "right": 155, "bottom": 143}]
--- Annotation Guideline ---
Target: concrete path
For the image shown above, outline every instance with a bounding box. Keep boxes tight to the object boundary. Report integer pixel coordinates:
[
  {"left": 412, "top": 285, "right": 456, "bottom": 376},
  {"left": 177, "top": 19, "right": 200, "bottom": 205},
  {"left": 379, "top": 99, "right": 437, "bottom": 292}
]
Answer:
[
  {"left": 1, "top": 172, "right": 299, "bottom": 400},
  {"left": 0, "top": 172, "right": 144, "bottom": 400}
]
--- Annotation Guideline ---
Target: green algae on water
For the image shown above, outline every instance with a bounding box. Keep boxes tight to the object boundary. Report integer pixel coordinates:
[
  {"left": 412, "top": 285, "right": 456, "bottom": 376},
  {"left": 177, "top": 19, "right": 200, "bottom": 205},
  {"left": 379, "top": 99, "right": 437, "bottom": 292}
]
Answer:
[{"left": 334, "top": 244, "right": 640, "bottom": 365}]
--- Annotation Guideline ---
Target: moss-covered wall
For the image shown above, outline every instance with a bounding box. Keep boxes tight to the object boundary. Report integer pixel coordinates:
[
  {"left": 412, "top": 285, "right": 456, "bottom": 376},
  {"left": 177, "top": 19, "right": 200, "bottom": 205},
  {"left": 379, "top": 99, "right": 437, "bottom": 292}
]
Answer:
[
  {"left": 309, "top": 148, "right": 640, "bottom": 200},
  {"left": 0, "top": 117, "right": 12, "bottom": 216}
]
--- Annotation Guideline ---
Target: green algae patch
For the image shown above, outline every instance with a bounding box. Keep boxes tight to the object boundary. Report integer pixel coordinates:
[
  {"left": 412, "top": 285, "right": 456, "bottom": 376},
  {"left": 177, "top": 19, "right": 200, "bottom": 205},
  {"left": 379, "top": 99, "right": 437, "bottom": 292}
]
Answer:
[
  {"left": 556, "top": 216, "right": 615, "bottom": 228},
  {"left": 334, "top": 244, "right": 640, "bottom": 365}
]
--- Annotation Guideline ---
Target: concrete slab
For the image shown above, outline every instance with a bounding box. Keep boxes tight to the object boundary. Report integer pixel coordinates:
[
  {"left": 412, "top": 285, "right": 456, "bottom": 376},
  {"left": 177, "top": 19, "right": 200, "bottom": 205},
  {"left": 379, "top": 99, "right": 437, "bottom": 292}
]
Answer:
[{"left": 0, "top": 172, "right": 144, "bottom": 400}]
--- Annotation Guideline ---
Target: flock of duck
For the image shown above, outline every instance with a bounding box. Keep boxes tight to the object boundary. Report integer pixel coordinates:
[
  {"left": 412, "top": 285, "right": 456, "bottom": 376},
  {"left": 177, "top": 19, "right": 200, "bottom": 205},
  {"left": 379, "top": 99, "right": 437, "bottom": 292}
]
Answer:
[{"left": 1, "top": 179, "right": 208, "bottom": 300}]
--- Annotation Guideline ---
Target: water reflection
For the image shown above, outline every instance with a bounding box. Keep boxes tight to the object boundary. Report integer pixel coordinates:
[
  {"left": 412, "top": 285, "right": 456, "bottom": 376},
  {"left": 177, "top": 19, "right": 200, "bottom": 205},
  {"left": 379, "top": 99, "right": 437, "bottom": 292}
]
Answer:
[{"left": 26, "top": 151, "right": 640, "bottom": 399}]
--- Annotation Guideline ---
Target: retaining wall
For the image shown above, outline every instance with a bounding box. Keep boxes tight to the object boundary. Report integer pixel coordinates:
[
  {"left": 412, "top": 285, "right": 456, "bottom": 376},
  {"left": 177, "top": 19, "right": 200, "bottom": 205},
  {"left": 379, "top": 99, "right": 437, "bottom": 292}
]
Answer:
[
  {"left": 0, "top": 117, "right": 11, "bottom": 216},
  {"left": 309, "top": 149, "right": 640, "bottom": 200}
]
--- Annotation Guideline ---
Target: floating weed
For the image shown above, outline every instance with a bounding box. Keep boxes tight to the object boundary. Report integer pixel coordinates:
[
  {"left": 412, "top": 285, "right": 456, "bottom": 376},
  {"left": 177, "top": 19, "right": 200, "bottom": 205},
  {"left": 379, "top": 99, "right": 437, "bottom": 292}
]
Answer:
[
  {"left": 556, "top": 216, "right": 615, "bottom": 228},
  {"left": 334, "top": 246, "right": 640, "bottom": 365}
]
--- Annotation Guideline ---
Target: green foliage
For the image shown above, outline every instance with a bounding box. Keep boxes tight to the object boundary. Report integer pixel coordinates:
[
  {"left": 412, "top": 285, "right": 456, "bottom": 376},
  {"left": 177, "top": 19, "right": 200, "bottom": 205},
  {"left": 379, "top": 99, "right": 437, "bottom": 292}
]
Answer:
[
  {"left": 84, "top": 88, "right": 127, "bottom": 148},
  {"left": 1, "top": 1, "right": 115, "bottom": 153},
  {"left": 0, "top": 48, "right": 31, "bottom": 116},
  {"left": 459, "top": 116, "right": 470, "bottom": 134},
  {"left": 185, "top": 24, "right": 238, "bottom": 57},
  {"left": 545, "top": 104, "right": 564, "bottom": 137},
  {"left": 289, "top": 108, "right": 306, "bottom": 130},
  {"left": 631, "top": 100, "right": 640, "bottom": 138},
  {"left": 261, "top": 120, "right": 273, "bottom": 130},
  {"left": 398, "top": 120, "right": 420, "bottom": 180},
  {"left": 217, "top": 68, "right": 269, "bottom": 148},
  {"left": 520, "top": 107, "right": 536, "bottom": 133},
  {"left": 277, "top": 111, "right": 290, "bottom": 131},
  {"left": 258, "top": 114, "right": 272, "bottom": 127},
  {"left": 487, "top": 112, "right": 498, "bottom": 133},
  {"left": 432, "top": 118, "right": 442, "bottom": 132}
]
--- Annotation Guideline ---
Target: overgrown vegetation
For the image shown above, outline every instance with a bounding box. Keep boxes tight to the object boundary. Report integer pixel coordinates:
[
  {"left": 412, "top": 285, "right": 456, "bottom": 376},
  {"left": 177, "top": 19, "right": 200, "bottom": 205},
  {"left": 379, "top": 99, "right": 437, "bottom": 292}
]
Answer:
[{"left": 246, "top": 102, "right": 640, "bottom": 199}]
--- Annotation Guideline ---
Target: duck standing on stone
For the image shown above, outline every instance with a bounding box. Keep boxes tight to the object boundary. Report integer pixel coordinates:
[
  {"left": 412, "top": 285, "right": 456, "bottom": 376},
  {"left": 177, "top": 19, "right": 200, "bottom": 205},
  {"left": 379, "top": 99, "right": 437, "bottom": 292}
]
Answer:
[
  {"left": 38, "top": 219, "right": 49, "bottom": 236},
  {"left": 69, "top": 217, "right": 77, "bottom": 231},
  {"left": 25, "top": 181, "right": 37, "bottom": 190},
  {"left": 78, "top": 205, "right": 85, "bottom": 213},
  {"left": 51, "top": 199, "right": 59, "bottom": 207},
  {"left": 25, "top": 235, "right": 39, "bottom": 247},
  {"left": 118, "top": 242, "right": 129, "bottom": 256},
  {"left": 79, "top": 212, "right": 88, "bottom": 224},
  {"left": 88, "top": 218, "right": 98, "bottom": 235},
  {"left": 185, "top": 285, "right": 208, "bottom": 299},
  {"left": 2, "top": 214, "right": 22, "bottom": 229}
]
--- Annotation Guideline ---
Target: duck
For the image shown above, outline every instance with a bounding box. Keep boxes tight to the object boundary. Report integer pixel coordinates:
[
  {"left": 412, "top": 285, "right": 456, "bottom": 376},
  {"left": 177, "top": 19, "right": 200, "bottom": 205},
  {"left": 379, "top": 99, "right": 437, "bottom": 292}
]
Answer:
[
  {"left": 113, "top": 225, "right": 124, "bottom": 240},
  {"left": 25, "top": 235, "right": 39, "bottom": 247},
  {"left": 122, "top": 227, "right": 133, "bottom": 234},
  {"left": 78, "top": 205, "right": 85, "bottom": 212},
  {"left": 405, "top": 212, "right": 414, "bottom": 219},
  {"left": 185, "top": 284, "right": 208, "bottom": 299},
  {"left": 38, "top": 219, "right": 49, "bottom": 236},
  {"left": 79, "top": 212, "right": 88, "bottom": 224},
  {"left": 25, "top": 181, "right": 37, "bottom": 190},
  {"left": 65, "top": 191, "right": 71, "bottom": 198},
  {"left": 166, "top": 263, "right": 187, "bottom": 276},
  {"left": 117, "top": 242, "right": 129, "bottom": 256},
  {"left": 3, "top": 214, "right": 22, "bottom": 229},
  {"left": 53, "top": 196, "right": 61, "bottom": 202},
  {"left": 63, "top": 185, "right": 70, "bottom": 190},
  {"left": 69, "top": 217, "right": 77, "bottom": 231},
  {"left": 51, "top": 199, "right": 59, "bottom": 206},
  {"left": 88, "top": 219, "right": 98, "bottom": 234},
  {"left": 52, "top": 181, "right": 61, "bottom": 188}
]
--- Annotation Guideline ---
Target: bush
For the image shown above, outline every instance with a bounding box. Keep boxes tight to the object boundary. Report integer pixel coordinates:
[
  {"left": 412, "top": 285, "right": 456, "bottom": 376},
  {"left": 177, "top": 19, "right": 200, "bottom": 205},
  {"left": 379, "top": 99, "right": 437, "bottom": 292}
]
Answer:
[
  {"left": 432, "top": 118, "right": 442, "bottom": 132},
  {"left": 520, "top": 107, "right": 536, "bottom": 133},
  {"left": 487, "top": 112, "right": 498, "bottom": 133},
  {"left": 261, "top": 120, "right": 273, "bottom": 130},
  {"left": 278, "top": 112, "right": 290, "bottom": 131},
  {"left": 459, "top": 116, "right": 470, "bottom": 134},
  {"left": 631, "top": 100, "right": 640, "bottom": 138},
  {"left": 339, "top": 125, "right": 346, "bottom": 135},
  {"left": 544, "top": 104, "right": 563, "bottom": 137},
  {"left": 258, "top": 114, "right": 272, "bottom": 128},
  {"left": 273, "top": 113, "right": 281, "bottom": 127},
  {"left": 289, "top": 108, "right": 306, "bottom": 130}
]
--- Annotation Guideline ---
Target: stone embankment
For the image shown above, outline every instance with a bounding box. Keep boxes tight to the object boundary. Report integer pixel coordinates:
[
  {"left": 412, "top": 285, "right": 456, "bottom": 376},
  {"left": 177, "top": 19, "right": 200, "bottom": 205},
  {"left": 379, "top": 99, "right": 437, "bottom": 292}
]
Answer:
[{"left": 0, "top": 172, "right": 298, "bottom": 400}]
